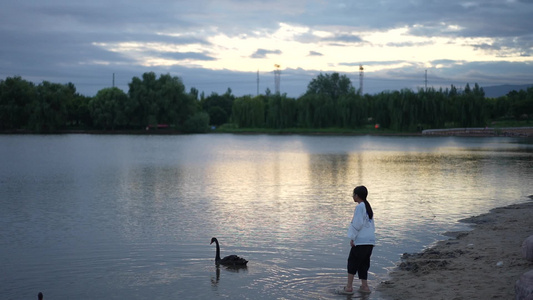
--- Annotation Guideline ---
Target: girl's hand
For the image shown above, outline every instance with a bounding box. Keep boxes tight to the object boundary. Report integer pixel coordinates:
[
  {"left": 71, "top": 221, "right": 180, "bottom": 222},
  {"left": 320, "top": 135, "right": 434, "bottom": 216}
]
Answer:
[{"left": 350, "top": 240, "right": 355, "bottom": 247}]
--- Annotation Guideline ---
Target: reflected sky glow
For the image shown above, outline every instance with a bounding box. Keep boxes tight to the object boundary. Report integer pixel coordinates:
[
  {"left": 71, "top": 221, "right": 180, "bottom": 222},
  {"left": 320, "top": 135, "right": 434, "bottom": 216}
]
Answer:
[{"left": 0, "top": 134, "right": 531, "bottom": 299}]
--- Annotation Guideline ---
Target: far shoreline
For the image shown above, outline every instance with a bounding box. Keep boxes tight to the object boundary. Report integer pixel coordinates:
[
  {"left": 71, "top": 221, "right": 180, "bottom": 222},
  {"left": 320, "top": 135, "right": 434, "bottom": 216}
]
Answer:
[{"left": 1, "top": 126, "right": 532, "bottom": 137}]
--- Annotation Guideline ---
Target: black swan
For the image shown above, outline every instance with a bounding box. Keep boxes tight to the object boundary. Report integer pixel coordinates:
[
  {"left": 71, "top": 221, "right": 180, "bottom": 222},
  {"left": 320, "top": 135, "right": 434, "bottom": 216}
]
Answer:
[{"left": 210, "top": 237, "right": 248, "bottom": 267}]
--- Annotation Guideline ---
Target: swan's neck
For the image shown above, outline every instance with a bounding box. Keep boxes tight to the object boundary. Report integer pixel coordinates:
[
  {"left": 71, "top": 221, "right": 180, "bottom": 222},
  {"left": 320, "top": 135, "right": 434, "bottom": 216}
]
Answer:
[{"left": 214, "top": 239, "right": 221, "bottom": 261}]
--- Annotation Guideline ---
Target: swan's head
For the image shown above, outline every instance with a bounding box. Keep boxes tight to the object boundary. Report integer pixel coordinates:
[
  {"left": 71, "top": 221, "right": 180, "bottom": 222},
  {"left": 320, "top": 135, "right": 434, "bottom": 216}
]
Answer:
[{"left": 210, "top": 237, "right": 217, "bottom": 245}]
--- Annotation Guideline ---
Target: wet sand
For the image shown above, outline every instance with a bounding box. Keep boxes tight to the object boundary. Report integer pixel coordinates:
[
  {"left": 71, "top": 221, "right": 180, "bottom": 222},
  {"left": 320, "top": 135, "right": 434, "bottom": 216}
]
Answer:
[{"left": 377, "top": 198, "right": 533, "bottom": 300}]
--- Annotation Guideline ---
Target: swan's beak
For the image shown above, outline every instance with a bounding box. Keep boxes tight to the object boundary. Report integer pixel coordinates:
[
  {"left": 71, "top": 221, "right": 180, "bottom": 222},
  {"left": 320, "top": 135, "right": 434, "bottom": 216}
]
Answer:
[{"left": 210, "top": 241, "right": 213, "bottom": 245}]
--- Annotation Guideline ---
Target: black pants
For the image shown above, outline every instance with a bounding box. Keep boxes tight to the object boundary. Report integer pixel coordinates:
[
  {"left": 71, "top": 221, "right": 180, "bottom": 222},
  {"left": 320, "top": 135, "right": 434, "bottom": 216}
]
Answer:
[{"left": 347, "top": 245, "right": 373, "bottom": 280}]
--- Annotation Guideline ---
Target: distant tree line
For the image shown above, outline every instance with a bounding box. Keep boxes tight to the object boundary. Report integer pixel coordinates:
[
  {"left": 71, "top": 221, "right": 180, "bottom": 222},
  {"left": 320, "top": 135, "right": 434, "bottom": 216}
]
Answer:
[{"left": 0, "top": 72, "right": 532, "bottom": 133}]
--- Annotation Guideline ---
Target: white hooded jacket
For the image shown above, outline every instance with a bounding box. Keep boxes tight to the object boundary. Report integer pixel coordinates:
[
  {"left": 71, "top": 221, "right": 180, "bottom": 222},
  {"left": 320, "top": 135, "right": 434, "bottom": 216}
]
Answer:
[{"left": 347, "top": 201, "right": 375, "bottom": 245}]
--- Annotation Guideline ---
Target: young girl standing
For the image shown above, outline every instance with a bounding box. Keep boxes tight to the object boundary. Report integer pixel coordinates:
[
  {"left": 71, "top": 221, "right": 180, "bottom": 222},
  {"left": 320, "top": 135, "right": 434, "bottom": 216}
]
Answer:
[{"left": 337, "top": 185, "right": 375, "bottom": 295}]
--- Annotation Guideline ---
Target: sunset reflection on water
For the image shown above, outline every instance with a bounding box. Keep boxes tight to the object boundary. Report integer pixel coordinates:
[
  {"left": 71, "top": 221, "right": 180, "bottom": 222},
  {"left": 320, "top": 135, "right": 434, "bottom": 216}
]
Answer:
[{"left": 0, "top": 134, "right": 531, "bottom": 299}]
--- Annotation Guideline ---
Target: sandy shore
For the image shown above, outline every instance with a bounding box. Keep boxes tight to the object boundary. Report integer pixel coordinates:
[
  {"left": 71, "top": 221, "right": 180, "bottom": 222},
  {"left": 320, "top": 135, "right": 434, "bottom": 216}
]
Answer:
[{"left": 377, "top": 197, "right": 533, "bottom": 300}]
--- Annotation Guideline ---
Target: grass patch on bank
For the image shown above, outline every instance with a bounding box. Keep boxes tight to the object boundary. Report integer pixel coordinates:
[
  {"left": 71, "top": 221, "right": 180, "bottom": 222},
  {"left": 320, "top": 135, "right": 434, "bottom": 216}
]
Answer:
[
  {"left": 213, "top": 124, "right": 411, "bottom": 135},
  {"left": 490, "top": 119, "right": 532, "bottom": 128}
]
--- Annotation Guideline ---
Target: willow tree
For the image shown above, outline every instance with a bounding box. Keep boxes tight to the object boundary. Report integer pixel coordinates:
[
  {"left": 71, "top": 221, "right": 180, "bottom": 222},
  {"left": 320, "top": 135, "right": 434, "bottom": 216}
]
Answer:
[
  {"left": 453, "top": 83, "right": 487, "bottom": 127},
  {"left": 369, "top": 92, "right": 391, "bottom": 129},
  {"left": 296, "top": 94, "right": 326, "bottom": 128},
  {"left": 418, "top": 88, "right": 446, "bottom": 129},
  {"left": 337, "top": 93, "right": 368, "bottom": 128},
  {"left": 265, "top": 93, "right": 297, "bottom": 129},
  {"left": 232, "top": 96, "right": 265, "bottom": 128}
]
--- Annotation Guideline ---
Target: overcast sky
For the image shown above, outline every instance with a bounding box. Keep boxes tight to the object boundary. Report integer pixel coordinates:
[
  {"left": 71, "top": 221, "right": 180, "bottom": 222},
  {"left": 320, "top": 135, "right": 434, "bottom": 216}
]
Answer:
[{"left": 1, "top": 0, "right": 532, "bottom": 97}]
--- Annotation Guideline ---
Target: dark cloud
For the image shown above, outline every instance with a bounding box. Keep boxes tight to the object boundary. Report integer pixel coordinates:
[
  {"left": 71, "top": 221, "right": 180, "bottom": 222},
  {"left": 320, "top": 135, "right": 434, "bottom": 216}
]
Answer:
[
  {"left": 323, "top": 34, "right": 364, "bottom": 44},
  {"left": 250, "top": 49, "right": 282, "bottom": 59},
  {"left": 340, "top": 61, "right": 406, "bottom": 67},
  {"left": 386, "top": 41, "right": 434, "bottom": 47},
  {"left": 466, "top": 36, "right": 533, "bottom": 57},
  {"left": 0, "top": 0, "right": 531, "bottom": 98},
  {"left": 159, "top": 52, "right": 216, "bottom": 61},
  {"left": 297, "top": 0, "right": 533, "bottom": 44},
  {"left": 308, "top": 51, "right": 323, "bottom": 56},
  {"left": 0, "top": 29, "right": 133, "bottom": 73},
  {"left": 473, "top": 43, "right": 502, "bottom": 51},
  {"left": 430, "top": 59, "right": 463, "bottom": 66}
]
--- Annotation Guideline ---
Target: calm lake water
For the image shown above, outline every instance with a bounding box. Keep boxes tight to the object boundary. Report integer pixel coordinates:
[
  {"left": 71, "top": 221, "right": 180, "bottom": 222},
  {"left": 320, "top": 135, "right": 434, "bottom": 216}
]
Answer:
[{"left": 1, "top": 134, "right": 532, "bottom": 300}]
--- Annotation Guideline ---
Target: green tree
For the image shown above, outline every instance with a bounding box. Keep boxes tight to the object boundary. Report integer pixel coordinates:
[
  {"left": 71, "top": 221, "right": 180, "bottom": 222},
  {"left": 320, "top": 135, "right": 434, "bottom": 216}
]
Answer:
[
  {"left": 370, "top": 92, "right": 391, "bottom": 129},
  {"left": 418, "top": 88, "right": 446, "bottom": 129},
  {"left": 232, "top": 96, "right": 265, "bottom": 128},
  {"left": 157, "top": 73, "right": 195, "bottom": 127},
  {"left": 489, "top": 96, "right": 511, "bottom": 120},
  {"left": 296, "top": 94, "right": 322, "bottom": 128},
  {"left": 338, "top": 93, "right": 368, "bottom": 128},
  {"left": 299, "top": 72, "right": 358, "bottom": 128},
  {"left": 183, "top": 112, "right": 210, "bottom": 133},
  {"left": 265, "top": 93, "right": 297, "bottom": 129},
  {"left": 89, "top": 87, "right": 128, "bottom": 130},
  {"left": 208, "top": 106, "right": 228, "bottom": 126},
  {"left": 128, "top": 72, "right": 195, "bottom": 129},
  {"left": 455, "top": 83, "right": 487, "bottom": 127},
  {"left": 189, "top": 87, "right": 199, "bottom": 100},
  {"left": 508, "top": 88, "right": 533, "bottom": 120},
  {"left": 28, "top": 81, "right": 75, "bottom": 131},
  {"left": 0, "top": 76, "right": 35, "bottom": 130},
  {"left": 67, "top": 94, "right": 92, "bottom": 128},
  {"left": 127, "top": 73, "right": 155, "bottom": 127},
  {"left": 201, "top": 90, "right": 234, "bottom": 126},
  {"left": 305, "top": 72, "right": 355, "bottom": 101}
]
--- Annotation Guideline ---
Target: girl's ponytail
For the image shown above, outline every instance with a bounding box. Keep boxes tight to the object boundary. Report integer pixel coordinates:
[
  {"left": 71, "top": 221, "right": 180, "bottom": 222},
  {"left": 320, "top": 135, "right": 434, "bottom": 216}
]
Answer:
[
  {"left": 354, "top": 185, "right": 373, "bottom": 219},
  {"left": 364, "top": 200, "right": 373, "bottom": 220}
]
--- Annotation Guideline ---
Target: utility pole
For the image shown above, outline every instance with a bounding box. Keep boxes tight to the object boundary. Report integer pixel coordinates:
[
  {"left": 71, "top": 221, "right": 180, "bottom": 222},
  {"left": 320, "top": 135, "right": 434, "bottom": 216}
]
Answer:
[
  {"left": 112, "top": 73, "right": 115, "bottom": 88},
  {"left": 359, "top": 65, "right": 364, "bottom": 95},
  {"left": 274, "top": 64, "right": 281, "bottom": 94},
  {"left": 424, "top": 70, "right": 428, "bottom": 91},
  {"left": 257, "top": 70, "right": 259, "bottom": 96}
]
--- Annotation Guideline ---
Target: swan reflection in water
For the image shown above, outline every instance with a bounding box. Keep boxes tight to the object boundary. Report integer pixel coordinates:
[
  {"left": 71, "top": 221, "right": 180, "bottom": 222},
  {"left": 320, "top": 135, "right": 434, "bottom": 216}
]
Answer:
[
  {"left": 210, "top": 264, "right": 248, "bottom": 287},
  {"left": 210, "top": 266, "right": 220, "bottom": 287}
]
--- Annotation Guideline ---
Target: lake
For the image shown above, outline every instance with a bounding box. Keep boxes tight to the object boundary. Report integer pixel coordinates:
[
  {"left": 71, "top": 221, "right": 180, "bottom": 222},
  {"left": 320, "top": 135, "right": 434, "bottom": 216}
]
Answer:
[{"left": 1, "top": 134, "right": 532, "bottom": 299}]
